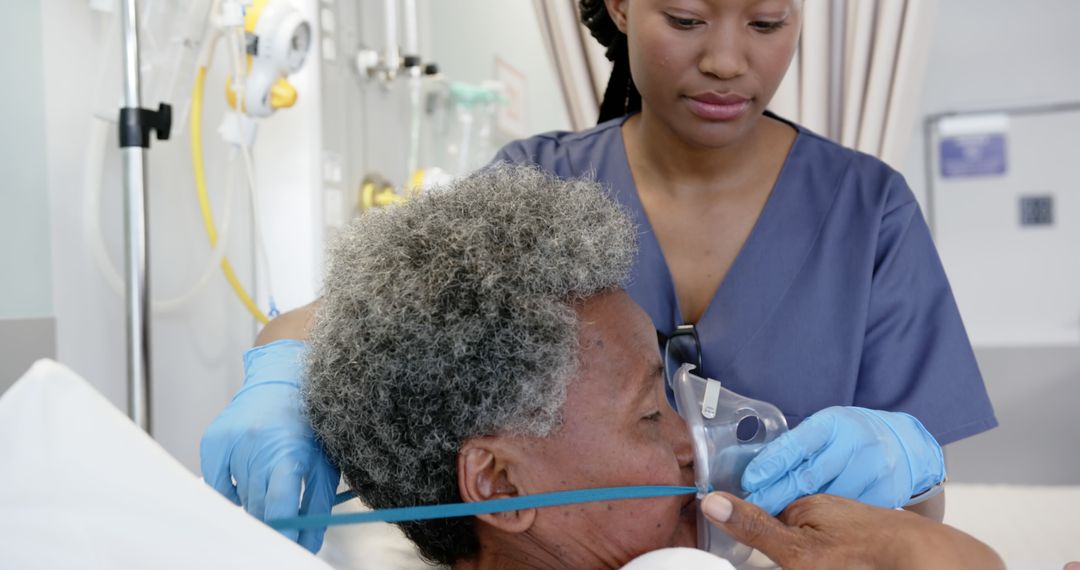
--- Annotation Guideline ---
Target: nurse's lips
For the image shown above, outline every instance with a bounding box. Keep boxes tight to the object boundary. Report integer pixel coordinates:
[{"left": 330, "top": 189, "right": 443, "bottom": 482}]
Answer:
[{"left": 684, "top": 92, "right": 752, "bottom": 121}]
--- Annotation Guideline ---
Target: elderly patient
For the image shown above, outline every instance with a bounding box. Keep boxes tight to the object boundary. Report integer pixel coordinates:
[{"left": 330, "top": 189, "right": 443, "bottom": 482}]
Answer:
[
  {"left": 304, "top": 165, "right": 695, "bottom": 568},
  {"left": 300, "top": 165, "right": 1003, "bottom": 570}
]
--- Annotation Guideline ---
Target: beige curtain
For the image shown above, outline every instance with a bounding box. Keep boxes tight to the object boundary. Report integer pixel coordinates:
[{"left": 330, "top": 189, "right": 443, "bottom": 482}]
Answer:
[
  {"left": 535, "top": 0, "right": 937, "bottom": 167},
  {"left": 532, "top": 0, "right": 610, "bottom": 130},
  {"left": 773, "top": 0, "right": 939, "bottom": 167}
]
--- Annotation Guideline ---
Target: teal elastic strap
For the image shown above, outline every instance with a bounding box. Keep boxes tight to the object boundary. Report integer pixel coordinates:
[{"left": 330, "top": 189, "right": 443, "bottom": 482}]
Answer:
[
  {"left": 334, "top": 490, "right": 356, "bottom": 505},
  {"left": 269, "top": 485, "right": 700, "bottom": 531}
]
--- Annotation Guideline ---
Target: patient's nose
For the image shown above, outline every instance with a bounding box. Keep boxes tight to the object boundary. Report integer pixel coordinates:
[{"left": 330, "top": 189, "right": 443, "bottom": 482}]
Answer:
[{"left": 662, "top": 409, "right": 695, "bottom": 470}]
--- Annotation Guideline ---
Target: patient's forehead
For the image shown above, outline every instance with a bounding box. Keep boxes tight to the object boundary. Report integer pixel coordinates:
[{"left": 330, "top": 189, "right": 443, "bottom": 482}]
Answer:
[{"left": 571, "top": 291, "right": 660, "bottom": 411}]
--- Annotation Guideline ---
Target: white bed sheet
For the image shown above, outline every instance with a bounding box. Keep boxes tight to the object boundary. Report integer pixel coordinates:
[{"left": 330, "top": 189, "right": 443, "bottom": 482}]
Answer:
[
  {"left": 944, "top": 482, "right": 1080, "bottom": 570},
  {"left": 0, "top": 359, "right": 333, "bottom": 570}
]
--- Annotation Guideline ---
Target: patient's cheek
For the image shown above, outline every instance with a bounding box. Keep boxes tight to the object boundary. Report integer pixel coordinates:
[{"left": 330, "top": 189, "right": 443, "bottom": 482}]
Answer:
[
  {"left": 607, "top": 494, "right": 697, "bottom": 554},
  {"left": 535, "top": 491, "right": 693, "bottom": 564}
]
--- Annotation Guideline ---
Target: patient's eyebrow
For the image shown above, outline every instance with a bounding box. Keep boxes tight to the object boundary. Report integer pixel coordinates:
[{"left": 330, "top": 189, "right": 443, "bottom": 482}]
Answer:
[{"left": 634, "top": 362, "right": 664, "bottom": 403}]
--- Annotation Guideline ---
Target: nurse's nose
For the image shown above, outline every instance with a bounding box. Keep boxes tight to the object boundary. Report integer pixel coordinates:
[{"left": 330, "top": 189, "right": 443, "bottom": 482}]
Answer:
[{"left": 698, "top": 25, "right": 748, "bottom": 81}]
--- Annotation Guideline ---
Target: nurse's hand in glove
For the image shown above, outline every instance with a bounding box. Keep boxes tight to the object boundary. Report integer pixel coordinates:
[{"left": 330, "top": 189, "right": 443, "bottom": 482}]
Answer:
[
  {"left": 741, "top": 406, "right": 945, "bottom": 516},
  {"left": 200, "top": 339, "right": 339, "bottom": 553}
]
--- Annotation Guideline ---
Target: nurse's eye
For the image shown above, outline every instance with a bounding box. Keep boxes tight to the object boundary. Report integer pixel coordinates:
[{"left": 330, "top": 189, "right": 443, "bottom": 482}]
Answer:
[
  {"left": 749, "top": 19, "right": 788, "bottom": 33},
  {"left": 664, "top": 13, "right": 704, "bottom": 30},
  {"left": 642, "top": 410, "right": 663, "bottom": 422}
]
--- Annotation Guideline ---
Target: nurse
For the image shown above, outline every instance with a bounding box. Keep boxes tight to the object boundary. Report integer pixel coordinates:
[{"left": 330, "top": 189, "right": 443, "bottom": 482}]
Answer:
[{"left": 200, "top": 0, "right": 997, "bottom": 553}]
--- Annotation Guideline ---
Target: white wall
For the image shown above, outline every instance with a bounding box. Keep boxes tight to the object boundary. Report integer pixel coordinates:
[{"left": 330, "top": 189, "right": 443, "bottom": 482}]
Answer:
[
  {"left": 928, "top": 111, "right": 1080, "bottom": 347},
  {"left": 0, "top": 0, "right": 56, "bottom": 396},
  {"left": 898, "top": 0, "right": 1080, "bottom": 484},
  {"left": 0, "top": 0, "right": 52, "bottom": 320}
]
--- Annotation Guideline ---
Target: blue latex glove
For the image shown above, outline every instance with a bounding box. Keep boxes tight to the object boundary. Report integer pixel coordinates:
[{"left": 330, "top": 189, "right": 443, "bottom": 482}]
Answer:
[
  {"left": 742, "top": 406, "right": 945, "bottom": 516},
  {"left": 200, "top": 339, "right": 339, "bottom": 553}
]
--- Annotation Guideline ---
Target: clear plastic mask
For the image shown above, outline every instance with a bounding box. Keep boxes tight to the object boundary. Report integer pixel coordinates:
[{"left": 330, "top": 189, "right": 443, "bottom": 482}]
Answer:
[{"left": 671, "top": 364, "right": 788, "bottom": 565}]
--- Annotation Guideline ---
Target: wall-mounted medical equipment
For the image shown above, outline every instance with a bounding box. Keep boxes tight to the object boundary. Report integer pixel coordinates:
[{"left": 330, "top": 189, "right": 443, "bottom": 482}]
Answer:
[
  {"left": 672, "top": 364, "right": 788, "bottom": 565},
  {"left": 353, "top": 0, "right": 438, "bottom": 198},
  {"left": 223, "top": 0, "right": 311, "bottom": 118},
  {"left": 87, "top": 0, "right": 311, "bottom": 326},
  {"left": 191, "top": 0, "right": 312, "bottom": 324},
  {"left": 430, "top": 81, "right": 507, "bottom": 177},
  {"left": 352, "top": 79, "right": 505, "bottom": 214},
  {"left": 85, "top": 0, "right": 311, "bottom": 434}
]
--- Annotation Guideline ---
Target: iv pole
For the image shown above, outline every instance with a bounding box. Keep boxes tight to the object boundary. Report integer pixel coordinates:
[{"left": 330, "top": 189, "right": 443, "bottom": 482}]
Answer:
[{"left": 118, "top": 0, "right": 171, "bottom": 433}]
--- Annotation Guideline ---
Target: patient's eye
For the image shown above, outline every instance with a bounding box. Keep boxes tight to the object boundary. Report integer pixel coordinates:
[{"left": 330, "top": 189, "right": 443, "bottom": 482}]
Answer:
[{"left": 642, "top": 410, "right": 663, "bottom": 422}]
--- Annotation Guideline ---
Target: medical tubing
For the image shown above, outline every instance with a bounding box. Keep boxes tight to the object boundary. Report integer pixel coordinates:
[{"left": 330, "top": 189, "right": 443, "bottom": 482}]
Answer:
[
  {"left": 405, "top": 70, "right": 423, "bottom": 187},
  {"left": 227, "top": 25, "right": 246, "bottom": 106},
  {"left": 239, "top": 143, "right": 278, "bottom": 315},
  {"left": 235, "top": 127, "right": 278, "bottom": 317},
  {"left": 457, "top": 108, "right": 473, "bottom": 175},
  {"left": 192, "top": 64, "right": 270, "bottom": 325},
  {"left": 225, "top": 22, "right": 279, "bottom": 316},
  {"left": 269, "top": 486, "right": 700, "bottom": 531},
  {"left": 82, "top": 5, "right": 237, "bottom": 313},
  {"left": 84, "top": 106, "right": 239, "bottom": 313}
]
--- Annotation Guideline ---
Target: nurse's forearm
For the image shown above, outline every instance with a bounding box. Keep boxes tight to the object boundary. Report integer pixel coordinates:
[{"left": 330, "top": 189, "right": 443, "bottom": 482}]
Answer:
[
  {"left": 903, "top": 487, "right": 945, "bottom": 522},
  {"left": 255, "top": 299, "right": 321, "bottom": 345}
]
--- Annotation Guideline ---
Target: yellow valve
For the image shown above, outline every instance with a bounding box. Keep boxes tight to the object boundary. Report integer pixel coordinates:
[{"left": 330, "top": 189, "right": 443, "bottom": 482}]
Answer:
[
  {"left": 357, "top": 170, "right": 435, "bottom": 212},
  {"left": 224, "top": 0, "right": 300, "bottom": 113},
  {"left": 224, "top": 58, "right": 253, "bottom": 112},
  {"left": 360, "top": 178, "right": 405, "bottom": 211},
  {"left": 408, "top": 168, "right": 426, "bottom": 193},
  {"left": 270, "top": 78, "right": 298, "bottom": 110}
]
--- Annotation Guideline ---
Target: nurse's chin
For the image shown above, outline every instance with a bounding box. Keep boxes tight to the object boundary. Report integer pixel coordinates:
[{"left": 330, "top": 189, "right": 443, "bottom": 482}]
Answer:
[{"left": 674, "top": 113, "right": 761, "bottom": 150}]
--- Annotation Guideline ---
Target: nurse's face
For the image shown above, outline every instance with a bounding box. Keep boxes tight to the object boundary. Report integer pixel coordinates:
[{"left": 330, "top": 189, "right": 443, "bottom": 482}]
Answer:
[
  {"left": 512, "top": 291, "right": 697, "bottom": 566},
  {"left": 607, "top": 0, "right": 801, "bottom": 147}
]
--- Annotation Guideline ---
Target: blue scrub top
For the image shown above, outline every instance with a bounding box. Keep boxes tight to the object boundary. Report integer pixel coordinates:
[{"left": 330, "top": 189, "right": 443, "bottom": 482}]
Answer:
[{"left": 493, "top": 113, "right": 997, "bottom": 445}]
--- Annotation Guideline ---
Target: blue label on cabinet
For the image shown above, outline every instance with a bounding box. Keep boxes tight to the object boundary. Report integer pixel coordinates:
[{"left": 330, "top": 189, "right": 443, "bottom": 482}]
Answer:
[{"left": 940, "top": 133, "right": 1008, "bottom": 178}]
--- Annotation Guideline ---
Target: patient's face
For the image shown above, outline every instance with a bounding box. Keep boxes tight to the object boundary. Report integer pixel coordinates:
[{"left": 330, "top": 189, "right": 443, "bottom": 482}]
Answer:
[{"left": 516, "top": 290, "right": 696, "bottom": 566}]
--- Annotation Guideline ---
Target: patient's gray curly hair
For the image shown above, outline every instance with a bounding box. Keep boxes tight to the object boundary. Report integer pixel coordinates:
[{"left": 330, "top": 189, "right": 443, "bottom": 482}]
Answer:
[{"left": 303, "top": 164, "right": 636, "bottom": 565}]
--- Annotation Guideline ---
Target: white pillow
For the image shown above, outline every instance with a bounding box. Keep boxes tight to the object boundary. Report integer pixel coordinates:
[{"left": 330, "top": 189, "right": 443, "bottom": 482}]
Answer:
[
  {"left": 621, "top": 547, "right": 736, "bottom": 569},
  {"left": 0, "top": 360, "right": 332, "bottom": 570}
]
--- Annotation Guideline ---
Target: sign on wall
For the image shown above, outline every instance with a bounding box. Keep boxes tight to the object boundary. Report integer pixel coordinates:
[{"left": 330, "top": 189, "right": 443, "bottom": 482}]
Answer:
[{"left": 938, "top": 114, "right": 1010, "bottom": 179}]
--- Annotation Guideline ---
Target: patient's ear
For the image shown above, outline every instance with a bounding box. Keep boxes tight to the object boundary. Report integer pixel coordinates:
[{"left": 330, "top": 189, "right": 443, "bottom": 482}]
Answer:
[{"left": 458, "top": 438, "right": 536, "bottom": 534}]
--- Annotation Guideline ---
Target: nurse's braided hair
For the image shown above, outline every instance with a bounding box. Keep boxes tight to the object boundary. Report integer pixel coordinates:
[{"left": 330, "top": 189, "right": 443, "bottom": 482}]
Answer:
[{"left": 580, "top": 0, "right": 642, "bottom": 123}]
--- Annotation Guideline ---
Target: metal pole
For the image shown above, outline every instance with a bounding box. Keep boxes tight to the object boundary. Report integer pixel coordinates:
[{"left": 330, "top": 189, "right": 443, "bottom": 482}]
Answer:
[{"left": 120, "top": 0, "right": 152, "bottom": 433}]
